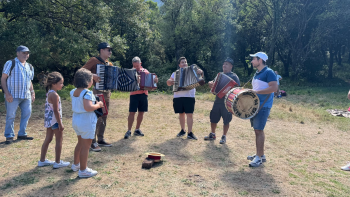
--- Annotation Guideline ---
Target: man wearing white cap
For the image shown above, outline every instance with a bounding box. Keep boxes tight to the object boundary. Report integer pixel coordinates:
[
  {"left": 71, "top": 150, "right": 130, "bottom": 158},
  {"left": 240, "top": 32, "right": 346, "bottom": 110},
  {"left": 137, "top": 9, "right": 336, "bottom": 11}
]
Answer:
[
  {"left": 247, "top": 52, "right": 277, "bottom": 167},
  {"left": 1, "top": 45, "right": 35, "bottom": 144}
]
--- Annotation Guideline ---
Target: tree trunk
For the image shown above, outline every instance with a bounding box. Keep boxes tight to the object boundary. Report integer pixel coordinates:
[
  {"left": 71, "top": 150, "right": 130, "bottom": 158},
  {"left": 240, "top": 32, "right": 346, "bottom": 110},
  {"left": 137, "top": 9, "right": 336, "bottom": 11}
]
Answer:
[{"left": 328, "top": 48, "right": 334, "bottom": 79}]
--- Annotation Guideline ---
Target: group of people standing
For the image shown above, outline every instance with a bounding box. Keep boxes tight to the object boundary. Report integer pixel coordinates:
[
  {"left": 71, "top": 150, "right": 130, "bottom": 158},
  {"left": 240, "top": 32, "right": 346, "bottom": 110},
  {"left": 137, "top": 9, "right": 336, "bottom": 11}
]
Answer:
[{"left": 2, "top": 42, "right": 308, "bottom": 178}]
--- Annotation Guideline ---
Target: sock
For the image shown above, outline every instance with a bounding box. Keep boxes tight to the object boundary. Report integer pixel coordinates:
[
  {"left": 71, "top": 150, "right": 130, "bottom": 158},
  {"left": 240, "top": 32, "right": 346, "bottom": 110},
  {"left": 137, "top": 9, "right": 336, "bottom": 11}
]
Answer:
[
  {"left": 222, "top": 135, "right": 225, "bottom": 137},
  {"left": 211, "top": 133, "right": 215, "bottom": 135}
]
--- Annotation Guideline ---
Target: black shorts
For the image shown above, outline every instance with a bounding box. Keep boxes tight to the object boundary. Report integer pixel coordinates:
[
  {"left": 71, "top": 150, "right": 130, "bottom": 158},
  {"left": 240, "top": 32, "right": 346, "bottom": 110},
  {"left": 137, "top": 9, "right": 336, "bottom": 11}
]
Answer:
[
  {"left": 129, "top": 94, "right": 148, "bottom": 112},
  {"left": 173, "top": 97, "right": 195, "bottom": 114},
  {"left": 210, "top": 102, "right": 232, "bottom": 125}
]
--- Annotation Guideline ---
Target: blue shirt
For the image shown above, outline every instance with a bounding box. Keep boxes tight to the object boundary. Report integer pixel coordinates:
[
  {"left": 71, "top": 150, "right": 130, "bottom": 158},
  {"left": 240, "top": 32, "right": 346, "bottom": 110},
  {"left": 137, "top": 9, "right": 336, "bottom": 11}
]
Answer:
[
  {"left": 2, "top": 58, "right": 34, "bottom": 99},
  {"left": 252, "top": 66, "right": 277, "bottom": 108}
]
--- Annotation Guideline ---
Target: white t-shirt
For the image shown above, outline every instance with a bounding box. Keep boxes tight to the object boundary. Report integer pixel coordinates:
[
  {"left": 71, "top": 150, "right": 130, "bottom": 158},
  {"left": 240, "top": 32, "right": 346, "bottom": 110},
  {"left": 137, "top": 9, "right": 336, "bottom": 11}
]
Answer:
[{"left": 171, "top": 72, "right": 196, "bottom": 98}]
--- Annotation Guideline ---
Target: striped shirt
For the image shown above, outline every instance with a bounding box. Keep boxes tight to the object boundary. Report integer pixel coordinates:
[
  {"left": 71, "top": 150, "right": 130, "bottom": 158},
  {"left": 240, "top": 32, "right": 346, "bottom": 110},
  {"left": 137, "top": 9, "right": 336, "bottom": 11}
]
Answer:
[{"left": 2, "top": 58, "right": 34, "bottom": 99}]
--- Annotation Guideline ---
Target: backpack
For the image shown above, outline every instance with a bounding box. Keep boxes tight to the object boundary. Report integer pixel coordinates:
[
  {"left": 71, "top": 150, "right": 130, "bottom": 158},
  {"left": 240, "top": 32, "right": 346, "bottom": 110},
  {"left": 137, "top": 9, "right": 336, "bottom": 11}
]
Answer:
[
  {"left": 280, "top": 90, "right": 287, "bottom": 96},
  {"left": 1, "top": 59, "right": 33, "bottom": 93}
]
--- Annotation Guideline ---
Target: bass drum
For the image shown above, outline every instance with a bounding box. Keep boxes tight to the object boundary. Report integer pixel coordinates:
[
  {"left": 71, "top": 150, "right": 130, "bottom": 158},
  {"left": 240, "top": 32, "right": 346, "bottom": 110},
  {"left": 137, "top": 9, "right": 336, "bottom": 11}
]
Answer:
[{"left": 224, "top": 88, "right": 260, "bottom": 119}]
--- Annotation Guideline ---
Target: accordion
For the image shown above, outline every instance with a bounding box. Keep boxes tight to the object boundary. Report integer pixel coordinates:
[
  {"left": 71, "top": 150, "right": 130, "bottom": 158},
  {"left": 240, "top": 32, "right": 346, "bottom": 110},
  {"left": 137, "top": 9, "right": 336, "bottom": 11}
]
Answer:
[
  {"left": 211, "top": 73, "right": 238, "bottom": 98},
  {"left": 96, "top": 64, "right": 139, "bottom": 92},
  {"left": 173, "top": 64, "right": 205, "bottom": 92},
  {"left": 95, "top": 94, "right": 108, "bottom": 117},
  {"left": 139, "top": 71, "right": 157, "bottom": 90}
]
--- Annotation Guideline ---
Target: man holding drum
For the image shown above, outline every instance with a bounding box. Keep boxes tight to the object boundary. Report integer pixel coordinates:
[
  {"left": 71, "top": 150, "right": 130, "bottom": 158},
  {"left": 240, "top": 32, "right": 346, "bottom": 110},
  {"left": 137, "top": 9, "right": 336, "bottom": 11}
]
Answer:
[
  {"left": 206, "top": 58, "right": 240, "bottom": 144},
  {"left": 247, "top": 52, "right": 277, "bottom": 167}
]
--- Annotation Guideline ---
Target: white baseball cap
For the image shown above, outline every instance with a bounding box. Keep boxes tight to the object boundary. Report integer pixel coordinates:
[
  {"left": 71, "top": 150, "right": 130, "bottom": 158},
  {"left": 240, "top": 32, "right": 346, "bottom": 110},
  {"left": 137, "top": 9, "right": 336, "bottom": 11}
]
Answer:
[{"left": 250, "top": 52, "right": 268, "bottom": 61}]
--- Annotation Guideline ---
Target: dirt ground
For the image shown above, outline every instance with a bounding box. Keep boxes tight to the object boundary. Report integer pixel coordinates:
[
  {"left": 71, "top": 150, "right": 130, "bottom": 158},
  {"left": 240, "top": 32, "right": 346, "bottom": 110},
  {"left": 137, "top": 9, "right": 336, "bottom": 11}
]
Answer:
[{"left": 0, "top": 94, "right": 349, "bottom": 197}]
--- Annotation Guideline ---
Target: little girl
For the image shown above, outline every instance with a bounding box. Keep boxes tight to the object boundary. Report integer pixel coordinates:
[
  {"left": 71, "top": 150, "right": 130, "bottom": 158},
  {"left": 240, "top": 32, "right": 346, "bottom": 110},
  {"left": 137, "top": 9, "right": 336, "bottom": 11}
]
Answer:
[
  {"left": 38, "top": 72, "right": 70, "bottom": 168},
  {"left": 70, "top": 68, "right": 104, "bottom": 178}
]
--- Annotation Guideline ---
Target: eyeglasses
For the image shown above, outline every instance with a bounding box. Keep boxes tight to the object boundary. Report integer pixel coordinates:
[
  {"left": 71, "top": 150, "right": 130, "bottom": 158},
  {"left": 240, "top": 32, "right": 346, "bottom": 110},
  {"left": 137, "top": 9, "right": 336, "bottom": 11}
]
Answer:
[{"left": 104, "top": 48, "right": 112, "bottom": 52}]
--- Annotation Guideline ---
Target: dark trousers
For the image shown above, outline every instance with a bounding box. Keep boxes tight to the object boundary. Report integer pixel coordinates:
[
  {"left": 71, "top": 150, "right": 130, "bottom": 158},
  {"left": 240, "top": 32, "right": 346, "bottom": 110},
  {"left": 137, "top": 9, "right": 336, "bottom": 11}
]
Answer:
[{"left": 92, "top": 89, "right": 111, "bottom": 143}]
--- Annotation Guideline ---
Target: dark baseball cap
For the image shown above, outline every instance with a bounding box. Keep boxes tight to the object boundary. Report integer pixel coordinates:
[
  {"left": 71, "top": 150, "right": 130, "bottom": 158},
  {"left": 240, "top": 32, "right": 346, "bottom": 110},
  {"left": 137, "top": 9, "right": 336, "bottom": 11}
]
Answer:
[
  {"left": 16, "top": 45, "right": 30, "bottom": 52},
  {"left": 224, "top": 57, "right": 234, "bottom": 66},
  {"left": 97, "top": 42, "right": 112, "bottom": 51}
]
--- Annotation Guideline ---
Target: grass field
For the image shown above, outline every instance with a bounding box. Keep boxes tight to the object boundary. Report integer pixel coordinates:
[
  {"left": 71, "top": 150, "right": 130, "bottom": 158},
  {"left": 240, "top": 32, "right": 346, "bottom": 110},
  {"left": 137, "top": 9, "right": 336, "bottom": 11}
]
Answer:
[{"left": 0, "top": 85, "right": 350, "bottom": 197}]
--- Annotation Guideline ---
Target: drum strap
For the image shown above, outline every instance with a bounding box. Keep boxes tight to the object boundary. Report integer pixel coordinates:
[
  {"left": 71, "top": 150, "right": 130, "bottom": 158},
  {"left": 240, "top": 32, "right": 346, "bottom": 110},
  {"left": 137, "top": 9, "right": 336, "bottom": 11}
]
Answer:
[{"left": 257, "top": 93, "right": 271, "bottom": 113}]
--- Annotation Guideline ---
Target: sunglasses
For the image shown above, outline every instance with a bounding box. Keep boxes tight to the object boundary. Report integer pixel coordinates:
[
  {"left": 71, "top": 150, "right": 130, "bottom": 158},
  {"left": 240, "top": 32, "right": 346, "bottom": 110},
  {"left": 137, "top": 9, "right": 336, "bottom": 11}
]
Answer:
[{"left": 104, "top": 48, "right": 112, "bottom": 52}]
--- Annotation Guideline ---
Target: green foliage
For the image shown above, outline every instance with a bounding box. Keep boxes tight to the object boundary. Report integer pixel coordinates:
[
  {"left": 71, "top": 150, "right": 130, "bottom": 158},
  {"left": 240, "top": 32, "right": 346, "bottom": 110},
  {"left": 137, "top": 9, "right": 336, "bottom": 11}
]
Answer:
[{"left": 0, "top": 0, "right": 349, "bottom": 88}]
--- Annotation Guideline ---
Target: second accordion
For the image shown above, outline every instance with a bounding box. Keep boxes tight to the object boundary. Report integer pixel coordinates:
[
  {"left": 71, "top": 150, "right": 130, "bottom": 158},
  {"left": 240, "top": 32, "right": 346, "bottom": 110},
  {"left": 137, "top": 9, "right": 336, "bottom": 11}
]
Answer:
[
  {"left": 139, "top": 71, "right": 157, "bottom": 90},
  {"left": 211, "top": 72, "right": 238, "bottom": 98},
  {"left": 173, "top": 64, "right": 205, "bottom": 92}
]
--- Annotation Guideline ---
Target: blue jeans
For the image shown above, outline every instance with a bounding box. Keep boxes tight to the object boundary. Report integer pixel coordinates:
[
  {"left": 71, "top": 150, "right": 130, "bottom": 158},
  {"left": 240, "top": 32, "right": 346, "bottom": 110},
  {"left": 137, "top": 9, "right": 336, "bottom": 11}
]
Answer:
[
  {"left": 4, "top": 98, "right": 32, "bottom": 138},
  {"left": 250, "top": 107, "right": 271, "bottom": 130}
]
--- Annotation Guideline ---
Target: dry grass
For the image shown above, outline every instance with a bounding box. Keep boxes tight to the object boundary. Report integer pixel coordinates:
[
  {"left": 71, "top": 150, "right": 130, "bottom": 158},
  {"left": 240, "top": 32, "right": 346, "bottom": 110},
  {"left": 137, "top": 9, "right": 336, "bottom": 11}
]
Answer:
[{"left": 0, "top": 92, "right": 350, "bottom": 197}]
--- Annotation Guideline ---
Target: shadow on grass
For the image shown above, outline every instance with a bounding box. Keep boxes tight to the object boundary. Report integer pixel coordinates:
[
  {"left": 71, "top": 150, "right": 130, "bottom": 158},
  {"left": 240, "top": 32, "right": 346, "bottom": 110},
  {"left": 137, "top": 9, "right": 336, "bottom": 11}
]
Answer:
[
  {"left": 221, "top": 168, "right": 281, "bottom": 196},
  {"left": 0, "top": 139, "right": 22, "bottom": 147},
  {"left": 201, "top": 141, "right": 235, "bottom": 167},
  {"left": 105, "top": 136, "right": 138, "bottom": 156},
  {"left": 149, "top": 137, "right": 190, "bottom": 163},
  {"left": 0, "top": 155, "right": 82, "bottom": 196}
]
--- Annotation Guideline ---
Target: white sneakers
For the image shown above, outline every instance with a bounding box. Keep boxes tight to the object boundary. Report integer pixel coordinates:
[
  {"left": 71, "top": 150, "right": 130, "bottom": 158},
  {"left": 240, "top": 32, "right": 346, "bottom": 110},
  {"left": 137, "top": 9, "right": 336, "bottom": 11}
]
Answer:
[
  {"left": 247, "top": 154, "right": 267, "bottom": 162},
  {"left": 341, "top": 162, "right": 350, "bottom": 171},
  {"left": 78, "top": 167, "right": 98, "bottom": 178},
  {"left": 71, "top": 163, "right": 80, "bottom": 172},
  {"left": 249, "top": 155, "right": 263, "bottom": 167},
  {"left": 38, "top": 159, "right": 70, "bottom": 169},
  {"left": 53, "top": 160, "right": 71, "bottom": 169},
  {"left": 38, "top": 159, "right": 55, "bottom": 167}
]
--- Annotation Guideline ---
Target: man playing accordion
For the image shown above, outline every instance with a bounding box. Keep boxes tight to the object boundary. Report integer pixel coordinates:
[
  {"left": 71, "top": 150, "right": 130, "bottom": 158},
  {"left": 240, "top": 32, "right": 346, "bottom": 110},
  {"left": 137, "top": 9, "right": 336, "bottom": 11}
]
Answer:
[
  {"left": 206, "top": 58, "right": 240, "bottom": 144},
  {"left": 82, "top": 42, "right": 114, "bottom": 152},
  {"left": 124, "top": 57, "right": 158, "bottom": 139},
  {"left": 167, "top": 57, "right": 204, "bottom": 140}
]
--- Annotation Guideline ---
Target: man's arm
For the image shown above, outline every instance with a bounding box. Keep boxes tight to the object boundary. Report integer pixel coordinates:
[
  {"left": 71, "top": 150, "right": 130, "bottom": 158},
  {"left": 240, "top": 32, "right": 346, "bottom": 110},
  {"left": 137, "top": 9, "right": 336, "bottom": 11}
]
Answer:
[
  {"left": 30, "top": 81, "right": 35, "bottom": 102},
  {"left": 255, "top": 81, "right": 278, "bottom": 94},
  {"left": 167, "top": 77, "right": 175, "bottom": 86},
  {"left": 83, "top": 58, "right": 100, "bottom": 83},
  {"left": 1, "top": 73, "right": 9, "bottom": 95},
  {"left": 1, "top": 73, "right": 14, "bottom": 103}
]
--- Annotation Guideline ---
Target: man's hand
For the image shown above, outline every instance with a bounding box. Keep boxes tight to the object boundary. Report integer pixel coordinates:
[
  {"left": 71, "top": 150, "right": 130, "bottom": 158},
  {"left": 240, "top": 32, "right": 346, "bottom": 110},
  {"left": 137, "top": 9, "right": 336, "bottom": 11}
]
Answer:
[
  {"left": 31, "top": 92, "right": 35, "bottom": 103},
  {"left": 92, "top": 74, "right": 100, "bottom": 83},
  {"left": 5, "top": 93, "right": 13, "bottom": 103},
  {"left": 208, "top": 81, "right": 214, "bottom": 89},
  {"left": 137, "top": 75, "right": 141, "bottom": 84},
  {"left": 154, "top": 77, "right": 159, "bottom": 83},
  {"left": 167, "top": 79, "right": 175, "bottom": 86},
  {"left": 197, "top": 69, "right": 203, "bottom": 75}
]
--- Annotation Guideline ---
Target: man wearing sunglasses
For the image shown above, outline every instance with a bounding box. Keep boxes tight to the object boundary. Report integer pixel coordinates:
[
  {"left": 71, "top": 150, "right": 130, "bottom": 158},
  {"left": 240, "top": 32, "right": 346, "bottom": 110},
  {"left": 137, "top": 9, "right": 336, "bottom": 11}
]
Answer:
[
  {"left": 83, "top": 42, "right": 113, "bottom": 152},
  {"left": 1, "top": 45, "right": 35, "bottom": 144}
]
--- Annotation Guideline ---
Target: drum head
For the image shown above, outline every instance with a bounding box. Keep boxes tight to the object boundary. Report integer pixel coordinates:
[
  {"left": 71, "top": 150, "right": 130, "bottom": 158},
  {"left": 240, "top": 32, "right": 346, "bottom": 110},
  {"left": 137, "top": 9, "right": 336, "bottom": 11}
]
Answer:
[{"left": 225, "top": 88, "right": 260, "bottom": 119}]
